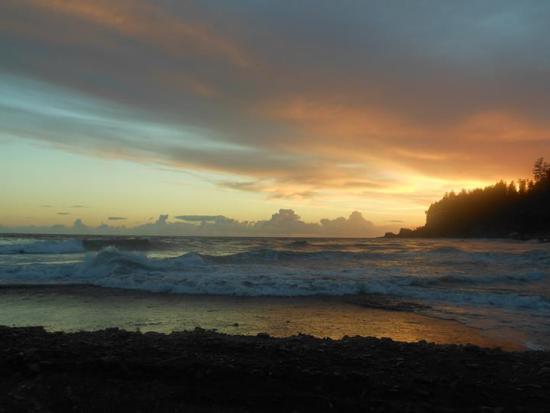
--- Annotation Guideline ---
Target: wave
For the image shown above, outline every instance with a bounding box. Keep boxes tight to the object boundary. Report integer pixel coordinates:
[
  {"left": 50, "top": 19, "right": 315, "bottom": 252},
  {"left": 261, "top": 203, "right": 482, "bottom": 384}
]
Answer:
[
  {"left": 82, "top": 247, "right": 389, "bottom": 274},
  {"left": 81, "top": 238, "right": 155, "bottom": 251},
  {"left": 419, "top": 271, "right": 548, "bottom": 286},
  {"left": 0, "top": 237, "right": 167, "bottom": 255},
  {"left": 363, "top": 279, "right": 550, "bottom": 312},
  {"left": 81, "top": 248, "right": 205, "bottom": 274},
  {"left": 288, "top": 240, "right": 310, "bottom": 247},
  {"left": 427, "top": 246, "right": 465, "bottom": 254},
  {"left": 3, "top": 239, "right": 550, "bottom": 350},
  {"left": 204, "top": 248, "right": 396, "bottom": 263},
  {"left": 0, "top": 247, "right": 548, "bottom": 314},
  {"left": 0, "top": 239, "right": 85, "bottom": 255}
]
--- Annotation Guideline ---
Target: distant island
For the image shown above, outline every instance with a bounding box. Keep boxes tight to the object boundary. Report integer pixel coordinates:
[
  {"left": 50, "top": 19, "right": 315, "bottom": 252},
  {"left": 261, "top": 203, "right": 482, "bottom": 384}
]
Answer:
[{"left": 386, "top": 158, "right": 550, "bottom": 240}]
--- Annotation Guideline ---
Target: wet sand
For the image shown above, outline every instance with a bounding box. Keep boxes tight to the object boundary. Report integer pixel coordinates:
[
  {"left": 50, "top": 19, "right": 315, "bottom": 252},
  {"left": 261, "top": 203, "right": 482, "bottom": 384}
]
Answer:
[
  {"left": 1, "top": 285, "right": 548, "bottom": 411},
  {"left": 0, "top": 285, "right": 523, "bottom": 350}
]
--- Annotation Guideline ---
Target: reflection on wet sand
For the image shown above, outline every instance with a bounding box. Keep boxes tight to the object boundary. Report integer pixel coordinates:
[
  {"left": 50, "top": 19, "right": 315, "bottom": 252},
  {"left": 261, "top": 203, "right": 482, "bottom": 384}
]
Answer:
[{"left": 0, "top": 285, "right": 523, "bottom": 350}]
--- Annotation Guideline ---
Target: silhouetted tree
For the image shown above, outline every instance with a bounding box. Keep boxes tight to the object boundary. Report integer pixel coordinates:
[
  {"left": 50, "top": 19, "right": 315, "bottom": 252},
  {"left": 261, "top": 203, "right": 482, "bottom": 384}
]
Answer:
[
  {"left": 396, "top": 158, "right": 550, "bottom": 238},
  {"left": 533, "top": 157, "right": 550, "bottom": 182}
]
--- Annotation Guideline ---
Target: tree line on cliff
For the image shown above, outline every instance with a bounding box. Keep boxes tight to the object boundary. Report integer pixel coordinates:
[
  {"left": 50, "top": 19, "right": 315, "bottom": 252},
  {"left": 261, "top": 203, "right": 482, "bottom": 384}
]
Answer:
[{"left": 387, "top": 158, "right": 550, "bottom": 239}]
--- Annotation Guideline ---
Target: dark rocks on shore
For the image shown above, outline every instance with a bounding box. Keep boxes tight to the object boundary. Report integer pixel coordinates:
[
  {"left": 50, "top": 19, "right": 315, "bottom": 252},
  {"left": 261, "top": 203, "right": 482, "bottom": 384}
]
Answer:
[
  {"left": 383, "top": 226, "right": 550, "bottom": 241},
  {"left": 384, "top": 227, "right": 421, "bottom": 238},
  {"left": 1, "top": 326, "right": 549, "bottom": 412}
]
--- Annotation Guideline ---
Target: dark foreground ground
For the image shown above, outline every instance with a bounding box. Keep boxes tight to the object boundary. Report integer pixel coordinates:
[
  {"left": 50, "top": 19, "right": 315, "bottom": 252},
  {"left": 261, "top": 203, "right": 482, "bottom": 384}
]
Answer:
[{"left": 1, "top": 326, "right": 549, "bottom": 412}]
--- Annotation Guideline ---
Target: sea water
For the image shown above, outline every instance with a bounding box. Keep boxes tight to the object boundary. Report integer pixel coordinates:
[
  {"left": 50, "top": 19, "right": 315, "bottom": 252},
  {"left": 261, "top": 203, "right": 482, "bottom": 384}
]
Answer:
[{"left": 1, "top": 235, "right": 549, "bottom": 349}]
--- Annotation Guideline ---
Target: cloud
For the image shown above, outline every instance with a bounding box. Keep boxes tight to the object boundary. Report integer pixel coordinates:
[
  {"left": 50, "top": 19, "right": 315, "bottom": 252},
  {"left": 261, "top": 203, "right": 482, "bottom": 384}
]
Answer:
[
  {"left": 218, "top": 180, "right": 318, "bottom": 200},
  {"left": 319, "top": 211, "right": 376, "bottom": 236},
  {"left": 73, "top": 218, "right": 87, "bottom": 231},
  {"left": 0, "top": 210, "right": 395, "bottom": 237},
  {"left": 2, "top": 0, "right": 550, "bottom": 209},
  {"left": 4, "top": 0, "right": 250, "bottom": 67},
  {"left": 56, "top": 212, "right": 70, "bottom": 216},
  {"left": 156, "top": 215, "right": 169, "bottom": 225},
  {"left": 70, "top": 205, "right": 86, "bottom": 208},
  {"left": 268, "top": 190, "right": 317, "bottom": 200},
  {"left": 218, "top": 181, "right": 263, "bottom": 193},
  {"left": 108, "top": 216, "right": 127, "bottom": 221},
  {"left": 175, "top": 215, "right": 235, "bottom": 224},
  {"left": 252, "top": 209, "right": 317, "bottom": 236}
]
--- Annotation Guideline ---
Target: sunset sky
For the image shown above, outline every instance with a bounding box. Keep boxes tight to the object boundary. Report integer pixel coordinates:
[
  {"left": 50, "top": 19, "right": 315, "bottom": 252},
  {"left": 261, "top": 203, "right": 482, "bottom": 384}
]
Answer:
[{"left": 2, "top": 0, "right": 550, "bottom": 235}]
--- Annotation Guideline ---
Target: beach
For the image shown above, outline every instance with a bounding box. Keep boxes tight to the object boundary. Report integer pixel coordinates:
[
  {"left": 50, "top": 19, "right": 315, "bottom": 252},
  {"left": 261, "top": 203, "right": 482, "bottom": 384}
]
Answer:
[
  {"left": 2, "top": 236, "right": 550, "bottom": 410},
  {"left": 0, "top": 285, "right": 524, "bottom": 350},
  {"left": 2, "top": 235, "right": 550, "bottom": 350},
  {"left": 2, "top": 325, "right": 549, "bottom": 412}
]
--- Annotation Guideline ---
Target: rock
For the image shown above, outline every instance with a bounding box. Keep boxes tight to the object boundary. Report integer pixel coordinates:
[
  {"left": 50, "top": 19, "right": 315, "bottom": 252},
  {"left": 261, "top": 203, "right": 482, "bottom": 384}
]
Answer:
[
  {"left": 27, "top": 363, "right": 40, "bottom": 373},
  {"left": 1, "top": 326, "right": 549, "bottom": 411}
]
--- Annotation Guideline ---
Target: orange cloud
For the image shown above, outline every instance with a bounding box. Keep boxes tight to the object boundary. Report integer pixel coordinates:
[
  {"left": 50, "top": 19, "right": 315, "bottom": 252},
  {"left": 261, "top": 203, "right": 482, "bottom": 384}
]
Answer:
[
  {"left": 259, "top": 95, "right": 550, "bottom": 182},
  {"left": 458, "top": 111, "right": 550, "bottom": 143},
  {"left": 3, "top": 0, "right": 550, "bottom": 227},
  {"left": 20, "top": 0, "right": 251, "bottom": 67}
]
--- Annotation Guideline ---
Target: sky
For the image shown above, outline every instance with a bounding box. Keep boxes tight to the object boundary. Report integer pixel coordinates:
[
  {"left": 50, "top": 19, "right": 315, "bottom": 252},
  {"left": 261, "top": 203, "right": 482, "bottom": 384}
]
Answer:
[{"left": 1, "top": 0, "right": 550, "bottom": 236}]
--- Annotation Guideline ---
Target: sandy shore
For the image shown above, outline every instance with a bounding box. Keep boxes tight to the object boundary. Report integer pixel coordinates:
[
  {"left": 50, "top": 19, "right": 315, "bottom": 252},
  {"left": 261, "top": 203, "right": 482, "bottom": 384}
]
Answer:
[
  {"left": 1, "top": 326, "right": 549, "bottom": 412},
  {"left": 0, "top": 285, "right": 547, "bottom": 411},
  {"left": 0, "top": 285, "right": 524, "bottom": 350}
]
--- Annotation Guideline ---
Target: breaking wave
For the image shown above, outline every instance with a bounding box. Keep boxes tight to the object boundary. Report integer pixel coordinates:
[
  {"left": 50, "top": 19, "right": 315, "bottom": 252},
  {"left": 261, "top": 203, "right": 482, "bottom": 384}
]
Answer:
[
  {"left": 0, "top": 246, "right": 548, "bottom": 314},
  {"left": 2, "top": 236, "right": 550, "bottom": 349}
]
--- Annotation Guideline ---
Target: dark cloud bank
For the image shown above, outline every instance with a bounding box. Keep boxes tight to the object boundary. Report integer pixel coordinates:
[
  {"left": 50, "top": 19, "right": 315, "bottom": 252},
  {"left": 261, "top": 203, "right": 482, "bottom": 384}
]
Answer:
[{"left": 0, "top": 210, "right": 393, "bottom": 237}]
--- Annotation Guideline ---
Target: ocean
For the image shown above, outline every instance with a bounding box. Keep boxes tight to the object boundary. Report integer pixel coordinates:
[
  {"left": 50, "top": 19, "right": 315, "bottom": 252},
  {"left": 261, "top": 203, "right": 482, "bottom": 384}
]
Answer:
[{"left": 1, "top": 235, "right": 549, "bottom": 349}]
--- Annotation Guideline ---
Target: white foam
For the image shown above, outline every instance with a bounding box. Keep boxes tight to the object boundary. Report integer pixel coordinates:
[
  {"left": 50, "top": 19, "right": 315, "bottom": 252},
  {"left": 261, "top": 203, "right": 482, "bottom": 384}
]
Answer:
[
  {"left": 0, "top": 247, "right": 548, "bottom": 313},
  {"left": 524, "top": 341, "right": 548, "bottom": 351},
  {"left": 3, "top": 238, "right": 550, "bottom": 350}
]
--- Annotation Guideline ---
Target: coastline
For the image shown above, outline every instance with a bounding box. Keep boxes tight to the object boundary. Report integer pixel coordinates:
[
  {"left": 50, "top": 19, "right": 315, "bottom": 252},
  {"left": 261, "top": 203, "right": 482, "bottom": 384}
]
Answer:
[
  {"left": 0, "top": 284, "right": 525, "bottom": 350},
  {"left": 384, "top": 231, "right": 550, "bottom": 242},
  {"left": 1, "top": 326, "right": 549, "bottom": 412}
]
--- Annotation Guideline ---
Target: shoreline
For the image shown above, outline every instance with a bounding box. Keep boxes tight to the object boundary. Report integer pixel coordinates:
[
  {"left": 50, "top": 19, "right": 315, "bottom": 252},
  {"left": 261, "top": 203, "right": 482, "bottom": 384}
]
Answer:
[
  {"left": 0, "top": 284, "right": 526, "bottom": 351},
  {"left": 1, "top": 326, "right": 549, "bottom": 412}
]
